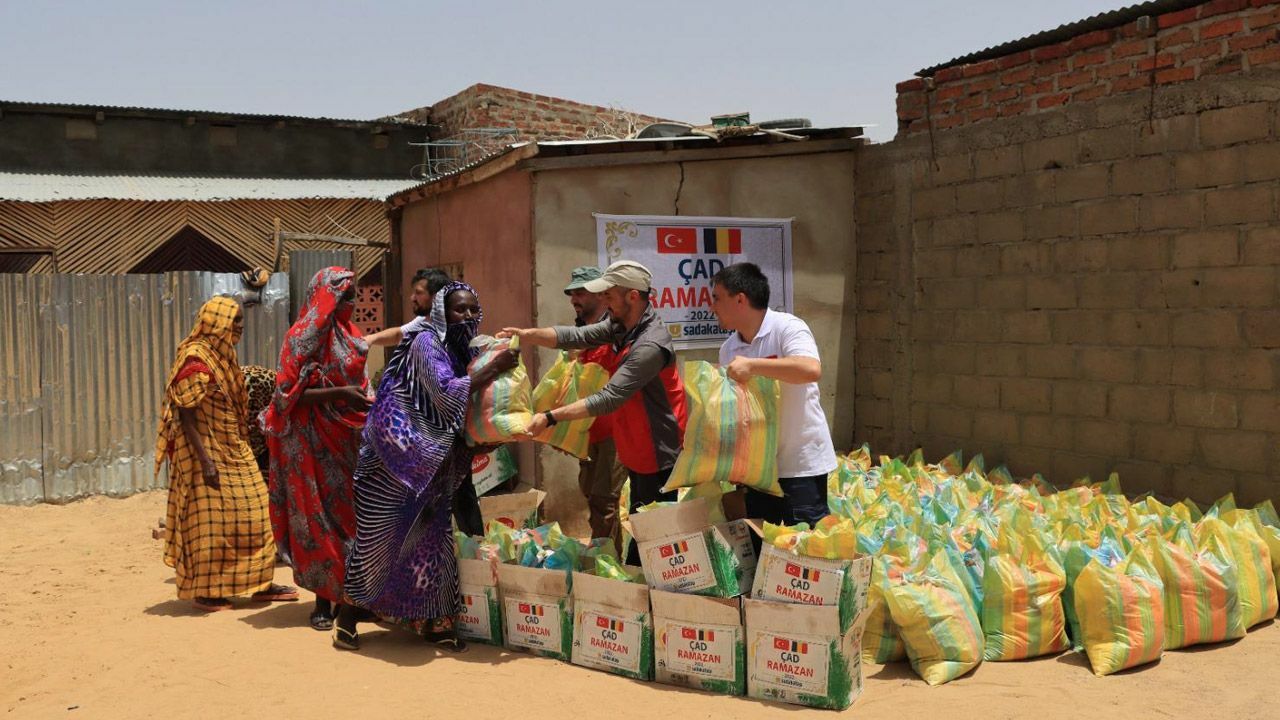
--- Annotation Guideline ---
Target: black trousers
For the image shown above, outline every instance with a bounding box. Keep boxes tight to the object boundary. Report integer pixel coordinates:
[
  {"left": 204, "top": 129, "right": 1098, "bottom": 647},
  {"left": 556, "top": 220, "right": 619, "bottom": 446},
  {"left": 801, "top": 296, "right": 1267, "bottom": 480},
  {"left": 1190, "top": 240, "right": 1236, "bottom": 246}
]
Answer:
[
  {"left": 453, "top": 472, "right": 483, "bottom": 537},
  {"left": 624, "top": 466, "right": 677, "bottom": 565}
]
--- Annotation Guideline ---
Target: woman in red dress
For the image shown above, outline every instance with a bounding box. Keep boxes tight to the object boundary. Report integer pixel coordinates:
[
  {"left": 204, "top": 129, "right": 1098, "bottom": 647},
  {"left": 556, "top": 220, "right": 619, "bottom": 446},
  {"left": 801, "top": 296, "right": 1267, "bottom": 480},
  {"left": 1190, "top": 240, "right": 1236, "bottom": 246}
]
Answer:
[{"left": 263, "top": 267, "right": 372, "bottom": 630}]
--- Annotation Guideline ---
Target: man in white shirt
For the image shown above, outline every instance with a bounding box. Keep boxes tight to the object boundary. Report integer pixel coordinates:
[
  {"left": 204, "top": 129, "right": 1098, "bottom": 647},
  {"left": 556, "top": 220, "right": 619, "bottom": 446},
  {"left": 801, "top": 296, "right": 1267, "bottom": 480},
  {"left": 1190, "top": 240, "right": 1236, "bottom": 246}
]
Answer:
[{"left": 709, "top": 262, "right": 837, "bottom": 526}]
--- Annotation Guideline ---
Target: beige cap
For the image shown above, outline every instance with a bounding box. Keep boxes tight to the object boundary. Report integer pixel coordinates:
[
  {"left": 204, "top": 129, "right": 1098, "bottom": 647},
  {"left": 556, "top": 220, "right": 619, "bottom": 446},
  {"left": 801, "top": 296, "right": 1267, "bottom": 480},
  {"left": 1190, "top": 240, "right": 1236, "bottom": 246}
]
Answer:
[{"left": 584, "top": 260, "right": 652, "bottom": 293}]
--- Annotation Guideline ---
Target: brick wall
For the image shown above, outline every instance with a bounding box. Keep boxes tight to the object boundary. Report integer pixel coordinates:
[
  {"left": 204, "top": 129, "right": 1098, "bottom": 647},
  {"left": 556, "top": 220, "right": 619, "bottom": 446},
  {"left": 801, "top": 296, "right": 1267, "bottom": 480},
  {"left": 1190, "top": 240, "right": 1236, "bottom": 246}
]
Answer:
[
  {"left": 897, "top": 0, "right": 1280, "bottom": 136},
  {"left": 398, "top": 83, "right": 671, "bottom": 142},
  {"left": 857, "top": 26, "right": 1280, "bottom": 505}
]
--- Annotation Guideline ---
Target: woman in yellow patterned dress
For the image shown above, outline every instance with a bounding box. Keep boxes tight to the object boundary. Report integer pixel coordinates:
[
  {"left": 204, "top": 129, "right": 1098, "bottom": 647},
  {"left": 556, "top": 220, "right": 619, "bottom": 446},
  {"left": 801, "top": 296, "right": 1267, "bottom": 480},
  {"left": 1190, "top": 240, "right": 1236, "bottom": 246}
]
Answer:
[{"left": 155, "top": 296, "right": 298, "bottom": 611}]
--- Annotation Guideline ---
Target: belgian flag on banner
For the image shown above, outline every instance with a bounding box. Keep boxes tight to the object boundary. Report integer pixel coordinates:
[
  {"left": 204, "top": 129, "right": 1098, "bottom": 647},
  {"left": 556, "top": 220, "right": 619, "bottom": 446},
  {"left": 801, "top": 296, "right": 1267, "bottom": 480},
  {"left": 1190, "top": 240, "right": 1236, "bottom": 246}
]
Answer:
[{"left": 702, "top": 227, "right": 742, "bottom": 254}]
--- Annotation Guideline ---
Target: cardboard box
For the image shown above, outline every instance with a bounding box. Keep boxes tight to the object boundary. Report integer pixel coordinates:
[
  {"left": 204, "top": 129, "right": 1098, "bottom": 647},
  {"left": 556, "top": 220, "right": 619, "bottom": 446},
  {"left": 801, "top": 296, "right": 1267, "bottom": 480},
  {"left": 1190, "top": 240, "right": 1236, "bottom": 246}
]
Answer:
[
  {"left": 744, "top": 599, "right": 871, "bottom": 710},
  {"left": 480, "top": 488, "right": 547, "bottom": 530},
  {"left": 472, "top": 445, "right": 517, "bottom": 496},
  {"left": 717, "top": 519, "right": 758, "bottom": 593},
  {"left": 497, "top": 563, "right": 572, "bottom": 660},
  {"left": 630, "top": 498, "right": 746, "bottom": 597},
  {"left": 651, "top": 589, "right": 745, "bottom": 696},
  {"left": 749, "top": 543, "right": 872, "bottom": 632},
  {"left": 457, "top": 557, "right": 502, "bottom": 645},
  {"left": 570, "top": 570, "right": 653, "bottom": 680}
]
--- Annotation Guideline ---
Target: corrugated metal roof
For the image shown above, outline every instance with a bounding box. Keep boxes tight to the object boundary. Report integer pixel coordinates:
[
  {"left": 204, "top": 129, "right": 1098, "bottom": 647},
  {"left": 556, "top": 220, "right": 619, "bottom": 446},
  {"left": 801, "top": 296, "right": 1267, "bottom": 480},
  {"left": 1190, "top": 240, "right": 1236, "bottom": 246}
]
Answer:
[
  {"left": 0, "top": 172, "right": 421, "bottom": 203},
  {"left": 917, "top": 0, "right": 1204, "bottom": 76},
  {"left": 0, "top": 100, "right": 426, "bottom": 128}
]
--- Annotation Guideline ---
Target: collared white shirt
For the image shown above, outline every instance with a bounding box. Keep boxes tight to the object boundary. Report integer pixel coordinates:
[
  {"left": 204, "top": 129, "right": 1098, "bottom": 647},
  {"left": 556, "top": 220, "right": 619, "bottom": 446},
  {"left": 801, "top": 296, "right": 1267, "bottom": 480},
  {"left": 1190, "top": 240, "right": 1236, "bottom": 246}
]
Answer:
[{"left": 719, "top": 309, "right": 837, "bottom": 478}]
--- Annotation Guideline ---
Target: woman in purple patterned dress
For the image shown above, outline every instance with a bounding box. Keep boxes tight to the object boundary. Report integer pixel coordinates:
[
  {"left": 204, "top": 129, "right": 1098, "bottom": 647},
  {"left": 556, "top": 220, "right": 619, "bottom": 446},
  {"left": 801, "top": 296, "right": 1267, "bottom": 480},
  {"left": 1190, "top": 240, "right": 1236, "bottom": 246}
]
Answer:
[{"left": 333, "top": 281, "right": 516, "bottom": 652}]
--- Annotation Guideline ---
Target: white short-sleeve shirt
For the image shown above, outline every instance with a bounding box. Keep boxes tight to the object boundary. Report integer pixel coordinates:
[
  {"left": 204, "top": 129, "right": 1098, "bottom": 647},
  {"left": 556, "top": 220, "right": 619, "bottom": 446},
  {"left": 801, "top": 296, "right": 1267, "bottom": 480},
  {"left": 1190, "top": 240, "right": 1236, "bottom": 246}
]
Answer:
[
  {"left": 718, "top": 309, "right": 837, "bottom": 478},
  {"left": 401, "top": 316, "right": 431, "bottom": 334}
]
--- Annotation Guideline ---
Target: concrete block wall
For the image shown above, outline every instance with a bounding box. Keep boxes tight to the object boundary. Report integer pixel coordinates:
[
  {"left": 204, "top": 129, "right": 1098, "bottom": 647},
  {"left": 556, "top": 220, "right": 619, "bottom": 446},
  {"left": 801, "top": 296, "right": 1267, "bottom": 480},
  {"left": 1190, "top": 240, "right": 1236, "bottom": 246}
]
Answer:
[{"left": 857, "top": 53, "right": 1280, "bottom": 505}]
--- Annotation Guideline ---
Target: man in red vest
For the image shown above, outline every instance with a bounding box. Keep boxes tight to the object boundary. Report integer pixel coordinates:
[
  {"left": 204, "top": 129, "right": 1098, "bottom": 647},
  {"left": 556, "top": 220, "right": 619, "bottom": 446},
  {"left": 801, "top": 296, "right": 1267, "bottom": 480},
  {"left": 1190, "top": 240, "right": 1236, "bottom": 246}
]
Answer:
[
  {"left": 504, "top": 260, "right": 687, "bottom": 557},
  {"left": 563, "top": 266, "right": 627, "bottom": 552}
]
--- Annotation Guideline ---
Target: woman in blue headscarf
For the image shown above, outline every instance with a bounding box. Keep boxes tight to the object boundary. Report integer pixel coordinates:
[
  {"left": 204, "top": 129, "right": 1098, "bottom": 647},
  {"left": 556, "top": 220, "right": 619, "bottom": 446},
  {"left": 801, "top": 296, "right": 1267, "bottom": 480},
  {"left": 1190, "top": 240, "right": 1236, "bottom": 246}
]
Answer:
[{"left": 334, "top": 281, "right": 516, "bottom": 652}]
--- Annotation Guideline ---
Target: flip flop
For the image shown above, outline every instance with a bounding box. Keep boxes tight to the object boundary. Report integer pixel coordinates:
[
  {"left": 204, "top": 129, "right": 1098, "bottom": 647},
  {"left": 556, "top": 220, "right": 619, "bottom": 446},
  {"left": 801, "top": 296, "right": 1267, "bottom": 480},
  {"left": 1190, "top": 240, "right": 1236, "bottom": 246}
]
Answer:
[
  {"left": 423, "top": 629, "right": 468, "bottom": 654},
  {"left": 251, "top": 584, "right": 299, "bottom": 602},
  {"left": 332, "top": 624, "right": 360, "bottom": 651},
  {"left": 310, "top": 607, "right": 335, "bottom": 632},
  {"left": 194, "top": 597, "right": 232, "bottom": 612}
]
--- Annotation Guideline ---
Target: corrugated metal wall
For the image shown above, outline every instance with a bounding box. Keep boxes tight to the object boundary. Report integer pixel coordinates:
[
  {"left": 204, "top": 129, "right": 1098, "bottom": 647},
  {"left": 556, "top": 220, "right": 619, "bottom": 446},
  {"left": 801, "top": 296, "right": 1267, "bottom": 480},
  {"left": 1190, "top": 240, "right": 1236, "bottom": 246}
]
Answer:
[{"left": 0, "top": 271, "right": 289, "bottom": 504}]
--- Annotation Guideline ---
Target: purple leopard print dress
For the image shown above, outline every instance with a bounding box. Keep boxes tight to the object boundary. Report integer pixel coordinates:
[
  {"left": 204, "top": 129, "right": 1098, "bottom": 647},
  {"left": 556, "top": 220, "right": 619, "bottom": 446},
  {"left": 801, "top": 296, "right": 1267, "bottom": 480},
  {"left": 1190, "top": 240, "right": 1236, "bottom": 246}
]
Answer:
[{"left": 342, "top": 282, "right": 480, "bottom": 625}]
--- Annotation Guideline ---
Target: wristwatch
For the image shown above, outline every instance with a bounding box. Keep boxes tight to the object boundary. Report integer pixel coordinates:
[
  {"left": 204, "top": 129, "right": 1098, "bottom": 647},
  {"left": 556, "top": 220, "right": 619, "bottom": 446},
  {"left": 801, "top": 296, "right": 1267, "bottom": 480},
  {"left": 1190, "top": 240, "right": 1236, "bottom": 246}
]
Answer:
[{"left": 544, "top": 411, "right": 559, "bottom": 428}]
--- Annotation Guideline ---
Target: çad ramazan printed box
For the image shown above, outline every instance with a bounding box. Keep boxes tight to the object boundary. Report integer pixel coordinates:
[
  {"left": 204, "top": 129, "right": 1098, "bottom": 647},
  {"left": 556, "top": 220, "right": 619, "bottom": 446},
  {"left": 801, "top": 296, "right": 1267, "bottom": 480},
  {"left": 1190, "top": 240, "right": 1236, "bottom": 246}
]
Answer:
[
  {"left": 631, "top": 498, "right": 748, "bottom": 597},
  {"left": 749, "top": 542, "right": 873, "bottom": 632},
  {"left": 479, "top": 488, "right": 547, "bottom": 531},
  {"left": 570, "top": 570, "right": 653, "bottom": 681},
  {"left": 745, "top": 599, "right": 872, "bottom": 710},
  {"left": 651, "top": 589, "right": 745, "bottom": 696},
  {"left": 457, "top": 557, "right": 502, "bottom": 645},
  {"left": 497, "top": 563, "right": 572, "bottom": 661}
]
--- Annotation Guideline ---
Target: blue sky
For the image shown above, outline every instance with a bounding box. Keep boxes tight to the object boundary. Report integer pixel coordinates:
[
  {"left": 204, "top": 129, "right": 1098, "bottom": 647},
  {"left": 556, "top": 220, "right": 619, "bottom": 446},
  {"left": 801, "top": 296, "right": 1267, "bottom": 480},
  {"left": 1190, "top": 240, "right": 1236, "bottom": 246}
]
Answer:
[{"left": 1, "top": 0, "right": 1125, "bottom": 143}]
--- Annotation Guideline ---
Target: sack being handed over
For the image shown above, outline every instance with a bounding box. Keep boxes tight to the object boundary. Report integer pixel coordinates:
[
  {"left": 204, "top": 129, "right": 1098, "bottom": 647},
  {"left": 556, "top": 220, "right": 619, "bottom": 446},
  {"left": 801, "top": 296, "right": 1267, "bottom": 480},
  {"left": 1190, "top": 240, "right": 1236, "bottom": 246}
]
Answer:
[
  {"left": 663, "top": 361, "right": 782, "bottom": 497},
  {"left": 531, "top": 351, "right": 609, "bottom": 459},
  {"left": 466, "top": 336, "right": 533, "bottom": 445}
]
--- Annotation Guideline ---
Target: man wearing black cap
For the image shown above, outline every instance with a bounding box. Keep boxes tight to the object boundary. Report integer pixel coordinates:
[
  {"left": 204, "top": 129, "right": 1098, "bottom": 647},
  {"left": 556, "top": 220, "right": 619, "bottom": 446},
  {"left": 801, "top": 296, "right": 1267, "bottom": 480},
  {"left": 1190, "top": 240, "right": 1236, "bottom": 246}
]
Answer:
[
  {"left": 563, "top": 266, "right": 627, "bottom": 550},
  {"left": 503, "top": 260, "right": 687, "bottom": 557}
]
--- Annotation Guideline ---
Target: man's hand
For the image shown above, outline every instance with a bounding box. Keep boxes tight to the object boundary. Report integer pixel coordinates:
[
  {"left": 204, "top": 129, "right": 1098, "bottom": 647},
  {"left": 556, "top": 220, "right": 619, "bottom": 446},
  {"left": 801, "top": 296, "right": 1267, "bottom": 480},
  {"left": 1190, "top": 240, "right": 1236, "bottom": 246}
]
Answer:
[
  {"left": 524, "top": 412, "right": 550, "bottom": 437},
  {"left": 725, "top": 356, "right": 757, "bottom": 384},
  {"left": 496, "top": 328, "right": 527, "bottom": 341}
]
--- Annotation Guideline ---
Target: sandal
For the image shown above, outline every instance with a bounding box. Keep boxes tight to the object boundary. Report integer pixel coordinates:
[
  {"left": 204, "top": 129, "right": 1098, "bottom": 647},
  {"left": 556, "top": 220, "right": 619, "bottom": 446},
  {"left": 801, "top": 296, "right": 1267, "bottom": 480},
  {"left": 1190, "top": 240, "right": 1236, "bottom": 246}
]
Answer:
[
  {"left": 251, "top": 583, "right": 299, "bottom": 602},
  {"left": 423, "top": 619, "right": 468, "bottom": 653},
  {"left": 332, "top": 624, "right": 360, "bottom": 651},
  {"left": 310, "top": 605, "right": 335, "bottom": 632},
  {"left": 424, "top": 632, "right": 468, "bottom": 653},
  {"left": 194, "top": 597, "right": 232, "bottom": 612}
]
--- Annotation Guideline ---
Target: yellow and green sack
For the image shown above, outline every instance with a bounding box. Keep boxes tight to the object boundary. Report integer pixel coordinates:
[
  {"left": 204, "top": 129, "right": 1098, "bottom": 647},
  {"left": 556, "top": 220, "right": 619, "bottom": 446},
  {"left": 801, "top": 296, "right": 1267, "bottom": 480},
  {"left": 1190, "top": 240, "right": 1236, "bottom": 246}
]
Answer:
[
  {"left": 981, "top": 535, "right": 1070, "bottom": 661},
  {"left": 466, "top": 336, "right": 533, "bottom": 445},
  {"left": 885, "top": 549, "right": 984, "bottom": 685},
  {"left": 863, "top": 556, "right": 907, "bottom": 664},
  {"left": 1146, "top": 530, "right": 1244, "bottom": 649},
  {"left": 531, "top": 351, "right": 609, "bottom": 459},
  {"left": 1073, "top": 550, "right": 1165, "bottom": 677},
  {"left": 663, "top": 361, "right": 782, "bottom": 497},
  {"left": 1196, "top": 516, "right": 1278, "bottom": 629}
]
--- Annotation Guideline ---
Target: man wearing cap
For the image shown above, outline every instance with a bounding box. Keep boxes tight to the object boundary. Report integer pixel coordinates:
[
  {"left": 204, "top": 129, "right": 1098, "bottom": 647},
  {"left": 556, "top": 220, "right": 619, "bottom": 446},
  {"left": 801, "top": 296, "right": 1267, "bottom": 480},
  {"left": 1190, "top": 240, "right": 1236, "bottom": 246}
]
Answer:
[
  {"left": 563, "top": 267, "right": 627, "bottom": 550},
  {"left": 503, "top": 260, "right": 687, "bottom": 556}
]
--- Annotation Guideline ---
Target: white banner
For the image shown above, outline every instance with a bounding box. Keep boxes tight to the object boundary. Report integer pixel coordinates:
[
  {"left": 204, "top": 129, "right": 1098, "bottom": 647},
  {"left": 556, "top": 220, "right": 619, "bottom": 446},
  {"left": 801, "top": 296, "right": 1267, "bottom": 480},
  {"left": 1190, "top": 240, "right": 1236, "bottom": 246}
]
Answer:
[{"left": 594, "top": 214, "right": 794, "bottom": 350}]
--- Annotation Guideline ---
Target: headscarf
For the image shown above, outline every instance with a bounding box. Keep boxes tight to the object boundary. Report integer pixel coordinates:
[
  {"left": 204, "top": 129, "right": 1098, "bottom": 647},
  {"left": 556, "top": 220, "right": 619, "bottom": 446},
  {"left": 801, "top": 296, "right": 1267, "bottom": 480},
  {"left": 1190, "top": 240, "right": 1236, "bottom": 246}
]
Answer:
[
  {"left": 262, "top": 267, "right": 368, "bottom": 436},
  {"left": 430, "top": 280, "right": 483, "bottom": 372},
  {"left": 154, "top": 296, "right": 246, "bottom": 473}
]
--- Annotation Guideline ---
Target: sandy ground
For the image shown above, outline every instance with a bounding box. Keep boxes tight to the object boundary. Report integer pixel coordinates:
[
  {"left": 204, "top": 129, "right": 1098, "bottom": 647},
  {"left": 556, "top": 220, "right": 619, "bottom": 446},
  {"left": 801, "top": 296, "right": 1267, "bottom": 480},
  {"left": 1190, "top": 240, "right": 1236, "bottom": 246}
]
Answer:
[{"left": 2, "top": 491, "right": 1278, "bottom": 720}]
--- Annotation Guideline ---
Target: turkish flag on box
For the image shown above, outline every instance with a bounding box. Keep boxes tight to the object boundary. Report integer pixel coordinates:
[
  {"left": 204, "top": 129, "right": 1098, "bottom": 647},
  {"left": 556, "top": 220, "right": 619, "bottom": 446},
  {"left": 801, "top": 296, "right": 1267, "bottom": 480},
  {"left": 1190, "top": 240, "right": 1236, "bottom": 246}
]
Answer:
[{"left": 657, "top": 227, "right": 698, "bottom": 254}]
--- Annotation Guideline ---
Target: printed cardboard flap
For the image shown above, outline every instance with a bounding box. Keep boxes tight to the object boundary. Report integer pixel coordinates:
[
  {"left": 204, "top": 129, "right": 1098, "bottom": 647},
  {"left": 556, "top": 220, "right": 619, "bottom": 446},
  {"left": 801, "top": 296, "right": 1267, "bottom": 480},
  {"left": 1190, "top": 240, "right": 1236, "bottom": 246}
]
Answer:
[
  {"left": 650, "top": 588, "right": 741, "bottom": 626},
  {"left": 479, "top": 489, "right": 547, "bottom": 529},
  {"left": 497, "top": 561, "right": 570, "bottom": 598},
  {"left": 458, "top": 557, "right": 499, "bottom": 588},
  {"left": 630, "top": 497, "right": 712, "bottom": 542},
  {"left": 754, "top": 544, "right": 873, "bottom": 599},
  {"left": 572, "top": 570, "right": 650, "bottom": 615},
  {"left": 744, "top": 598, "right": 871, "bottom": 642}
]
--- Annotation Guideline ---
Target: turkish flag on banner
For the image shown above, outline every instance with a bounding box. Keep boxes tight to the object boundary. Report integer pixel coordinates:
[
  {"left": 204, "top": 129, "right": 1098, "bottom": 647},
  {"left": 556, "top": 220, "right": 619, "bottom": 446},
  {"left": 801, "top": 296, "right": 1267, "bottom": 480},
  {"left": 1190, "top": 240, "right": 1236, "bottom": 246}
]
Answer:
[{"left": 656, "top": 227, "right": 698, "bottom": 254}]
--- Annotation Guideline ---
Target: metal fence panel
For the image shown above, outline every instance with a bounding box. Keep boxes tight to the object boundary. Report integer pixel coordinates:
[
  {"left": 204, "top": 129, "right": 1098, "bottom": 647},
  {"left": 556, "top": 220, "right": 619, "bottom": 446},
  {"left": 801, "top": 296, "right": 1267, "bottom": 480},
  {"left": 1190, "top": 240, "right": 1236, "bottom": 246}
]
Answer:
[
  {"left": 0, "top": 274, "right": 45, "bottom": 504},
  {"left": 0, "top": 270, "right": 290, "bottom": 504}
]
